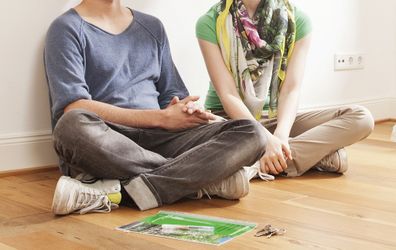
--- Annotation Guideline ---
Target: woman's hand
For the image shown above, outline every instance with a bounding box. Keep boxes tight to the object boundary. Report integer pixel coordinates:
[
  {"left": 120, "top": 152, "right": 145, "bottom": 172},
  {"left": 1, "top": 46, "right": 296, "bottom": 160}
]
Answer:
[
  {"left": 260, "top": 134, "right": 292, "bottom": 175},
  {"left": 182, "top": 99, "right": 204, "bottom": 115},
  {"left": 161, "top": 96, "right": 216, "bottom": 131}
]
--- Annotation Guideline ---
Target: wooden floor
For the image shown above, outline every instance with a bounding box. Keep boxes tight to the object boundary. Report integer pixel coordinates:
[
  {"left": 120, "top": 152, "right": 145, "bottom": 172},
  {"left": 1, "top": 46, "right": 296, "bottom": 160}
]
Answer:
[{"left": 0, "top": 122, "right": 395, "bottom": 250}]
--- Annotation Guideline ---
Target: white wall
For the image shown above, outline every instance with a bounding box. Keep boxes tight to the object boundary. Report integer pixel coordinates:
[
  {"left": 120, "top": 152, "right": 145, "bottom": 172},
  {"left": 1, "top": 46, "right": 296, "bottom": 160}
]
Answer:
[
  {"left": 294, "top": 0, "right": 396, "bottom": 118},
  {"left": 0, "top": 0, "right": 395, "bottom": 171},
  {"left": 0, "top": 1, "right": 71, "bottom": 171},
  {"left": 128, "top": 0, "right": 218, "bottom": 101}
]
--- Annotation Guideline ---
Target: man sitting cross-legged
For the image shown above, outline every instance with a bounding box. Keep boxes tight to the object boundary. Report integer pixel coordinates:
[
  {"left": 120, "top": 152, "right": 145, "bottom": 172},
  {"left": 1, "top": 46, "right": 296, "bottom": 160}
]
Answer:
[{"left": 44, "top": 0, "right": 267, "bottom": 214}]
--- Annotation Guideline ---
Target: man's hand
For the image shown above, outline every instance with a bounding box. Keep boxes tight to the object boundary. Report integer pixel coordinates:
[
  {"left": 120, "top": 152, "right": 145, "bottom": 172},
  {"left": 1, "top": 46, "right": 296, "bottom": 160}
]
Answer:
[
  {"left": 260, "top": 134, "right": 292, "bottom": 175},
  {"left": 161, "top": 96, "right": 216, "bottom": 131}
]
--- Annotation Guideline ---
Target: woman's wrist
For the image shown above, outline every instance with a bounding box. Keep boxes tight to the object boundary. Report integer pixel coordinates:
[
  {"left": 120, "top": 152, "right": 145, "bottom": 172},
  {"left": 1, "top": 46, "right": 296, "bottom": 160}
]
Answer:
[{"left": 273, "top": 130, "right": 289, "bottom": 142}]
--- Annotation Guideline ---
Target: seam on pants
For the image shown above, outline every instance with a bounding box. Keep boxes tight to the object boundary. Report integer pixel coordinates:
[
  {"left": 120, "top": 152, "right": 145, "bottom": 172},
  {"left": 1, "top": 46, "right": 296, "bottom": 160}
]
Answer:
[{"left": 140, "top": 174, "right": 162, "bottom": 206}]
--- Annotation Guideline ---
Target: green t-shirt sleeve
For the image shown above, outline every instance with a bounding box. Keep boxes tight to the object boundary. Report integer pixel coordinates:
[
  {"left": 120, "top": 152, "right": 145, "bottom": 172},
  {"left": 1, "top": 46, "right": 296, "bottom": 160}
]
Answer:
[
  {"left": 295, "top": 7, "right": 312, "bottom": 41},
  {"left": 196, "top": 6, "right": 219, "bottom": 44}
]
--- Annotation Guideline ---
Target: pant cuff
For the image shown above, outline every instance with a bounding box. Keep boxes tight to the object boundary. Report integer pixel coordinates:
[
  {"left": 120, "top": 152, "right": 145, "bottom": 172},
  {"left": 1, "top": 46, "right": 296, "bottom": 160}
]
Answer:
[
  {"left": 285, "top": 156, "right": 299, "bottom": 177},
  {"left": 123, "top": 176, "right": 159, "bottom": 211},
  {"left": 284, "top": 164, "right": 298, "bottom": 177}
]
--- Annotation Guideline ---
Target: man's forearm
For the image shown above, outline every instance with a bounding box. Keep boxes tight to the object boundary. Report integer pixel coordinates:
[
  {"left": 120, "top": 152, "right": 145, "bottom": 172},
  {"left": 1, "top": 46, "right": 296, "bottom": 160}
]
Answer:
[{"left": 64, "top": 99, "right": 165, "bottom": 128}]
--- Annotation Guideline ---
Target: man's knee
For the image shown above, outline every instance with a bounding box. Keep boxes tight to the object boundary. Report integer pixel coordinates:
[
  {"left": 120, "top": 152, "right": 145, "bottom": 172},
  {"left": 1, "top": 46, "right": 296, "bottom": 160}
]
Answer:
[
  {"left": 232, "top": 119, "right": 267, "bottom": 154},
  {"left": 53, "top": 109, "right": 102, "bottom": 145}
]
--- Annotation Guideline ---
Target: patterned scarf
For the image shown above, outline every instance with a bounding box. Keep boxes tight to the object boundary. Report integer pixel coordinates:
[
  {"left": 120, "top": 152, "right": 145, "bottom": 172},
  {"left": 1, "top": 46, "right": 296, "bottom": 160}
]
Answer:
[{"left": 216, "top": 0, "right": 296, "bottom": 119}]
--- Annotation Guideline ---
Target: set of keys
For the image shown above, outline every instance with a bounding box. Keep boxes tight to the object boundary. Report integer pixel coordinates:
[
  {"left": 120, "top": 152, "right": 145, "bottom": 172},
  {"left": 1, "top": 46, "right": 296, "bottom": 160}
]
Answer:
[{"left": 254, "top": 224, "right": 286, "bottom": 238}]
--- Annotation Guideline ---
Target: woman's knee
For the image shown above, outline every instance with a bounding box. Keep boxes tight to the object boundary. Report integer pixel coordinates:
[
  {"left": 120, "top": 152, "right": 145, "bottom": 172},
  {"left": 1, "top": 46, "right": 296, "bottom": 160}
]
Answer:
[{"left": 348, "top": 105, "right": 375, "bottom": 138}]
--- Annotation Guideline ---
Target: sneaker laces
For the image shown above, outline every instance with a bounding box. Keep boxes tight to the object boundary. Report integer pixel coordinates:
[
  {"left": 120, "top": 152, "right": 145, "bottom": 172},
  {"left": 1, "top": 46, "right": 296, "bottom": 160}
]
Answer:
[
  {"left": 316, "top": 152, "right": 338, "bottom": 172},
  {"left": 257, "top": 170, "right": 275, "bottom": 181},
  {"left": 79, "top": 196, "right": 112, "bottom": 214},
  {"left": 198, "top": 178, "right": 231, "bottom": 200},
  {"left": 318, "top": 154, "right": 335, "bottom": 168},
  {"left": 316, "top": 149, "right": 349, "bottom": 174},
  {"left": 200, "top": 189, "right": 212, "bottom": 200},
  {"left": 75, "top": 186, "right": 118, "bottom": 214},
  {"left": 245, "top": 162, "right": 275, "bottom": 181}
]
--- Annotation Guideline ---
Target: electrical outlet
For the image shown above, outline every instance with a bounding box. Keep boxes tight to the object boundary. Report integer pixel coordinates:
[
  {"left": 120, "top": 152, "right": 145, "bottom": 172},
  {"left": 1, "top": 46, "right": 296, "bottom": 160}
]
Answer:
[{"left": 334, "top": 54, "right": 364, "bottom": 71}]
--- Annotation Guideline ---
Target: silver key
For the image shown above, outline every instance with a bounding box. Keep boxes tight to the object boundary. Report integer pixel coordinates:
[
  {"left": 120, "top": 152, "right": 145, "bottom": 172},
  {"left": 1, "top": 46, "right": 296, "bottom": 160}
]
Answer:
[{"left": 255, "top": 224, "right": 286, "bottom": 238}]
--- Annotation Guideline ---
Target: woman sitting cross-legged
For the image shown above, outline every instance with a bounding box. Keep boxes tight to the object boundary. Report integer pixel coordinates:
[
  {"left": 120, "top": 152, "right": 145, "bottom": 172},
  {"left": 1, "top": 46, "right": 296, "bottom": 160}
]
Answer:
[{"left": 196, "top": 0, "right": 374, "bottom": 178}]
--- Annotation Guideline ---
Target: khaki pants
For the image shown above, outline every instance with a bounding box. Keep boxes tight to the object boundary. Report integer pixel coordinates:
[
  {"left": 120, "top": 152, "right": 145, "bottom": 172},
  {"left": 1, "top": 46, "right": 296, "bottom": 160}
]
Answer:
[{"left": 217, "top": 105, "right": 375, "bottom": 177}]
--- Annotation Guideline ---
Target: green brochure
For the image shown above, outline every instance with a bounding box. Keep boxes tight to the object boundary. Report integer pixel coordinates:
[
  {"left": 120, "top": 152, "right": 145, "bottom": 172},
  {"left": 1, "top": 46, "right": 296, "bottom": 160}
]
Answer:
[{"left": 117, "top": 210, "right": 256, "bottom": 246}]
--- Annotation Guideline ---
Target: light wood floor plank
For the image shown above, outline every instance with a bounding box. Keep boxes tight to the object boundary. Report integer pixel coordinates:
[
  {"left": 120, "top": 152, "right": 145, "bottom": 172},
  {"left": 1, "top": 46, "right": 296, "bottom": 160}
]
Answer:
[
  {"left": 0, "top": 231, "right": 93, "bottom": 250},
  {"left": 0, "top": 242, "right": 17, "bottom": 250}
]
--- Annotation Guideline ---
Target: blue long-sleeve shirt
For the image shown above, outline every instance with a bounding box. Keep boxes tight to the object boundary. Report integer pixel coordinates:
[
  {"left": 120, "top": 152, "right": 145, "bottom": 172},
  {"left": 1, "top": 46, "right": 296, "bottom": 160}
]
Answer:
[{"left": 44, "top": 8, "right": 189, "bottom": 127}]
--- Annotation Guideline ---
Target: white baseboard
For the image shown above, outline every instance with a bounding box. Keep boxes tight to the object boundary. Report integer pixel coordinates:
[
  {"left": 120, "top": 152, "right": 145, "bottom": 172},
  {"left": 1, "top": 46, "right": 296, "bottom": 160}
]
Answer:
[
  {"left": 0, "top": 131, "right": 58, "bottom": 172},
  {"left": 0, "top": 97, "right": 395, "bottom": 172},
  {"left": 299, "top": 97, "right": 396, "bottom": 121},
  {"left": 355, "top": 98, "right": 396, "bottom": 120}
]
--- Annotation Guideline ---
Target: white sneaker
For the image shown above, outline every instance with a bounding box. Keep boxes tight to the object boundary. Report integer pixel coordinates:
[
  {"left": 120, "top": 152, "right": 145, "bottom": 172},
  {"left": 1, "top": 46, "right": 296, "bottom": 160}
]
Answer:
[
  {"left": 52, "top": 176, "right": 121, "bottom": 215},
  {"left": 197, "top": 168, "right": 250, "bottom": 200},
  {"left": 244, "top": 161, "right": 275, "bottom": 181},
  {"left": 316, "top": 148, "right": 348, "bottom": 173}
]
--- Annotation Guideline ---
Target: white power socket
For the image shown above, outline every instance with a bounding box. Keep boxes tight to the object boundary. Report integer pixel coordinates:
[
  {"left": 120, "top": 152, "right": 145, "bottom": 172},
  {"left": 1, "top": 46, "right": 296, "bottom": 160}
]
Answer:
[{"left": 334, "top": 54, "right": 364, "bottom": 71}]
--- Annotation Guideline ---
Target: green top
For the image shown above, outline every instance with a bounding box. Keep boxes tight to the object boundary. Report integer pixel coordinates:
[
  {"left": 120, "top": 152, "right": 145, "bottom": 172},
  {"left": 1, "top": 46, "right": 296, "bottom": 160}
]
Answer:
[{"left": 196, "top": 4, "right": 312, "bottom": 111}]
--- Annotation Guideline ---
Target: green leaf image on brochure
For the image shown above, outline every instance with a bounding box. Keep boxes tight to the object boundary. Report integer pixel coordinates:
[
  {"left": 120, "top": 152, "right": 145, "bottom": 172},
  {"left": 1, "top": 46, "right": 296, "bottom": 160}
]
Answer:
[{"left": 117, "top": 211, "right": 257, "bottom": 246}]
